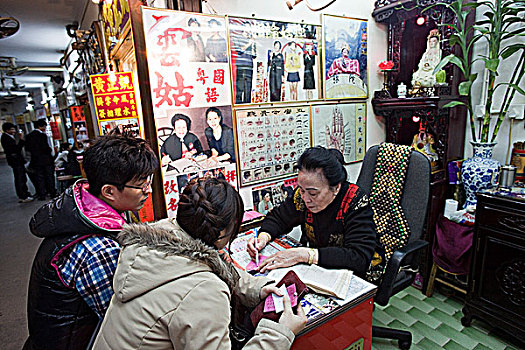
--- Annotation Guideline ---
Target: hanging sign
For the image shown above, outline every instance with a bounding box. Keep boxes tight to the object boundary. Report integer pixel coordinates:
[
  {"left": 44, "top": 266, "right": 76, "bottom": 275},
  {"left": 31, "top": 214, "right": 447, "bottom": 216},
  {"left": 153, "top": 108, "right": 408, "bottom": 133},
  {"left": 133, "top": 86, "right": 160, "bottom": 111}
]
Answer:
[
  {"left": 89, "top": 71, "right": 141, "bottom": 137},
  {"left": 70, "top": 105, "right": 86, "bottom": 122}
]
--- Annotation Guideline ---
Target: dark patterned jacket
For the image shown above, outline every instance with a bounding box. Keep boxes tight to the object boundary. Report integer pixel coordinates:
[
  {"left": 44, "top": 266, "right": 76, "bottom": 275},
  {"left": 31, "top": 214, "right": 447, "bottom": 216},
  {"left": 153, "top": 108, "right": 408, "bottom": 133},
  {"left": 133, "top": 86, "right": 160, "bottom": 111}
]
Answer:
[{"left": 260, "top": 182, "right": 377, "bottom": 276}]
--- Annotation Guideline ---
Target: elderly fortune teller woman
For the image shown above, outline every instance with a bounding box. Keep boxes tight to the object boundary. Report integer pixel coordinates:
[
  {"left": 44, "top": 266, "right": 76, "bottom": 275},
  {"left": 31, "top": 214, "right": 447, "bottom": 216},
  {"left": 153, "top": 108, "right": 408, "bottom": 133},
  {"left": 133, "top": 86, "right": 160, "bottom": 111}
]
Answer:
[{"left": 247, "top": 146, "right": 377, "bottom": 276}]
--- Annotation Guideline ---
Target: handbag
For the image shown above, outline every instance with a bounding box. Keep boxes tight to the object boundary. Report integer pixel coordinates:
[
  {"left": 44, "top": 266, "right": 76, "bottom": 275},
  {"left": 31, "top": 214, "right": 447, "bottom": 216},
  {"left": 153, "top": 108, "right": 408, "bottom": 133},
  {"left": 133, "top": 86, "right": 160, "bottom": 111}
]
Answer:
[{"left": 249, "top": 270, "right": 309, "bottom": 328}]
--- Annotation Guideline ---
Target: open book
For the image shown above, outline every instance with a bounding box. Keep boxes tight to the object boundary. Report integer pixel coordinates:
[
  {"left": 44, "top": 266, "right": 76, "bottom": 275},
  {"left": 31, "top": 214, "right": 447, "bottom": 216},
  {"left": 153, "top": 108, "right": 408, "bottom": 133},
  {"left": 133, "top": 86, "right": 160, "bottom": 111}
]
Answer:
[{"left": 267, "top": 264, "right": 353, "bottom": 300}]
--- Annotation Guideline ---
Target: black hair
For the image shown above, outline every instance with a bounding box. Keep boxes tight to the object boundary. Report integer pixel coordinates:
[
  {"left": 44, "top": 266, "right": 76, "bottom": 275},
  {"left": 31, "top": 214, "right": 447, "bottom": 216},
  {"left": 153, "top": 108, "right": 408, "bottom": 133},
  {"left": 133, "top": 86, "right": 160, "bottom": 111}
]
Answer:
[
  {"left": 171, "top": 114, "right": 192, "bottom": 130},
  {"left": 274, "top": 40, "right": 282, "bottom": 50},
  {"left": 83, "top": 134, "right": 159, "bottom": 196},
  {"left": 2, "top": 122, "right": 16, "bottom": 132},
  {"left": 34, "top": 119, "right": 47, "bottom": 128},
  {"left": 188, "top": 17, "right": 200, "bottom": 26},
  {"left": 177, "top": 178, "right": 244, "bottom": 248},
  {"left": 297, "top": 146, "right": 347, "bottom": 186},
  {"left": 205, "top": 107, "right": 223, "bottom": 124},
  {"left": 59, "top": 142, "right": 71, "bottom": 152}
]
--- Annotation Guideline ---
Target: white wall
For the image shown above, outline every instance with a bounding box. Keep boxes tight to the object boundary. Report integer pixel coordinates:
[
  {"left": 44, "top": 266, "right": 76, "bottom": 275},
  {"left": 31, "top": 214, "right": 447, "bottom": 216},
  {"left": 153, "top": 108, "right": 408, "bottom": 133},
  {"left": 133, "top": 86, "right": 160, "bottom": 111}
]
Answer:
[
  {"left": 202, "top": 0, "right": 387, "bottom": 207},
  {"left": 465, "top": 4, "right": 525, "bottom": 164}
]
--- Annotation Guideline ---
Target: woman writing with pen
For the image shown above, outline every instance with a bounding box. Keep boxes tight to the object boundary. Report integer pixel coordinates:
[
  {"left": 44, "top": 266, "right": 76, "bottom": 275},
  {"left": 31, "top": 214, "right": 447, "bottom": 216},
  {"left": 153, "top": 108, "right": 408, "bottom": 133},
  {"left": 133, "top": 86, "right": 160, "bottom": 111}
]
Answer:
[{"left": 247, "top": 147, "right": 377, "bottom": 277}]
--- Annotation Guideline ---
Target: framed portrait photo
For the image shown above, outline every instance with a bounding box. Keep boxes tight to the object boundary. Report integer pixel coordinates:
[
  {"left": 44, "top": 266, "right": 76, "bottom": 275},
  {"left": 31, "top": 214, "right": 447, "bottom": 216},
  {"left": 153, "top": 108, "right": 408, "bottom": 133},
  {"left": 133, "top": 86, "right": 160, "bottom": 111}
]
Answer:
[
  {"left": 322, "top": 14, "right": 368, "bottom": 99},
  {"left": 228, "top": 16, "right": 322, "bottom": 106}
]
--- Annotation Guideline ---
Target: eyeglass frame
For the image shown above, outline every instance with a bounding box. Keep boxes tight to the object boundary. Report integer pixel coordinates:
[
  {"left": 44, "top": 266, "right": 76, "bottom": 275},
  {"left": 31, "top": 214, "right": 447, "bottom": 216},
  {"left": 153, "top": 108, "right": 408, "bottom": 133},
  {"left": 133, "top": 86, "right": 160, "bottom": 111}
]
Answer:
[{"left": 107, "top": 174, "right": 154, "bottom": 193}]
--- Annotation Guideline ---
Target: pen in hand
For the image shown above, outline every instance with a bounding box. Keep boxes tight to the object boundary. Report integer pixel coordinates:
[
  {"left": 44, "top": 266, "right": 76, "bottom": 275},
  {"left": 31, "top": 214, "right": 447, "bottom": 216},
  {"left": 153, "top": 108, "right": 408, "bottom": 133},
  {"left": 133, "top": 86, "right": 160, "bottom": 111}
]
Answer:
[{"left": 255, "top": 228, "right": 259, "bottom": 268}]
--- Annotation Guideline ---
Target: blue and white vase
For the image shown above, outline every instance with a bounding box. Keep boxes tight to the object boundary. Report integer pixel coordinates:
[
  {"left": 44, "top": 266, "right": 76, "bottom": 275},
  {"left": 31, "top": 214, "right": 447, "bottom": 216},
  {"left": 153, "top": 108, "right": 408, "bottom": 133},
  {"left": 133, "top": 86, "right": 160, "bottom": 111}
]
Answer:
[{"left": 461, "top": 142, "right": 500, "bottom": 208}]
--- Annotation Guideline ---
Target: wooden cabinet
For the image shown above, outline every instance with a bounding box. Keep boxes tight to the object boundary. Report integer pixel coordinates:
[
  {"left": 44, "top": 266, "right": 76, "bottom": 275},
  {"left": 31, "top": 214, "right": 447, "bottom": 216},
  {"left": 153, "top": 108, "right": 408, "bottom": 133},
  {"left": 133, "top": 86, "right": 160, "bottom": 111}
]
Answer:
[{"left": 462, "top": 192, "right": 525, "bottom": 345}]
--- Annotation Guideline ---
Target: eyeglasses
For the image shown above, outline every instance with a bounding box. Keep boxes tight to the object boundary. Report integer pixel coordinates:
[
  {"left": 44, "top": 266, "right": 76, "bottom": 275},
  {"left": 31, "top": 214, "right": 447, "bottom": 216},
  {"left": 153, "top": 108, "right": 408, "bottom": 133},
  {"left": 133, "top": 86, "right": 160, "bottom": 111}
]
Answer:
[{"left": 111, "top": 175, "right": 154, "bottom": 193}]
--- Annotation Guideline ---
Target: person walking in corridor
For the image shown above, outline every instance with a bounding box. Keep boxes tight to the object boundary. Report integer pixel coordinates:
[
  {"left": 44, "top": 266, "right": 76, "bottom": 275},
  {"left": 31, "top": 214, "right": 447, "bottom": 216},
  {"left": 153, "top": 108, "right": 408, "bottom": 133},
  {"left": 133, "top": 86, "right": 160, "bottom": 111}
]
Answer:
[
  {"left": 1, "top": 122, "right": 34, "bottom": 202},
  {"left": 23, "top": 134, "right": 159, "bottom": 350},
  {"left": 24, "top": 119, "right": 56, "bottom": 200}
]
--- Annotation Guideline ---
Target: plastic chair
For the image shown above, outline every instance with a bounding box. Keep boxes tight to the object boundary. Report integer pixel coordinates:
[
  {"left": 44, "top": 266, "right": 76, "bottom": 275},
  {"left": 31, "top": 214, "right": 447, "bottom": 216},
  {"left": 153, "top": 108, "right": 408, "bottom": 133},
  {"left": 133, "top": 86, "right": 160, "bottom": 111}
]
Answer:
[{"left": 356, "top": 144, "right": 430, "bottom": 350}]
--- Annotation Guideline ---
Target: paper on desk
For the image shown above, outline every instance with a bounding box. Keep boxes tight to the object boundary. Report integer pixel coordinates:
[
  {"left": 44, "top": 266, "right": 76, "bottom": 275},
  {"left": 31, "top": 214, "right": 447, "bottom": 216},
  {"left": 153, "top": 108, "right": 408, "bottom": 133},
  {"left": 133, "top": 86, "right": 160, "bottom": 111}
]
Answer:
[
  {"left": 267, "top": 264, "right": 353, "bottom": 300},
  {"left": 246, "top": 255, "right": 268, "bottom": 271},
  {"left": 333, "top": 275, "right": 376, "bottom": 306}
]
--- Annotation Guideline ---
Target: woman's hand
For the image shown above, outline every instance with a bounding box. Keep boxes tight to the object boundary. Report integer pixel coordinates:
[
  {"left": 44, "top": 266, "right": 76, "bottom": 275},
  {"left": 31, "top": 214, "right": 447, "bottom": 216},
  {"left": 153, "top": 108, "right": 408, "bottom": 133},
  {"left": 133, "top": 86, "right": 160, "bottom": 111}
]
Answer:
[
  {"left": 259, "top": 284, "right": 281, "bottom": 300},
  {"left": 258, "top": 248, "right": 309, "bottom": 273},
  {"left": 246, "top": 231, "right": 271, "bottom": 259},
  {"left": 279, "top": 292, "right": 307, "bottom": 335}
]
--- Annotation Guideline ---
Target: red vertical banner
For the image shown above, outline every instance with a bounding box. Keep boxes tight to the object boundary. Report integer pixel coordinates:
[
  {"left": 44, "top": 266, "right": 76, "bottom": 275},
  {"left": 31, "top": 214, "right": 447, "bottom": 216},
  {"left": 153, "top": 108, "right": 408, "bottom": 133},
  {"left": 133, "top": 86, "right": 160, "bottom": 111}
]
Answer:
[{"left": 49, "top": 121, "right": 61, "bottom": 140}]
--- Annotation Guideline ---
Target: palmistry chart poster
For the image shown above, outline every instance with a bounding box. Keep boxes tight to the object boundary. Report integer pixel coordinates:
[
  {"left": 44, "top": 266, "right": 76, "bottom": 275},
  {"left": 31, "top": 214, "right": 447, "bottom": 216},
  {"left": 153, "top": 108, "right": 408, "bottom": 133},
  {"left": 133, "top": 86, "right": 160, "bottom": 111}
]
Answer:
[
  {"left": 322, "top": 14, "right": 368, "bottom": 99},
  {"left": 235, "top": 106, "right": 311, "bottom": 186},
  {"left": 228, "top": 17, "right": 321, "bottom": 105},
  {"left": 311, "top": 103, "right": 366, "bottom": 163},
  {"left": 142, "top": 8, "right": 237, "bottom": 217}
]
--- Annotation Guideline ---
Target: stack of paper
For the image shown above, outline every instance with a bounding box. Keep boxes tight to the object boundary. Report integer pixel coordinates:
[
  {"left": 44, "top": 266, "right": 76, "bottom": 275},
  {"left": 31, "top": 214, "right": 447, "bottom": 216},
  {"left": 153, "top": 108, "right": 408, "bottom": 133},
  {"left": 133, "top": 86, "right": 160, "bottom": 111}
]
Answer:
[{"left": 268, "top": 264, "right": 353, "bottom": 300}]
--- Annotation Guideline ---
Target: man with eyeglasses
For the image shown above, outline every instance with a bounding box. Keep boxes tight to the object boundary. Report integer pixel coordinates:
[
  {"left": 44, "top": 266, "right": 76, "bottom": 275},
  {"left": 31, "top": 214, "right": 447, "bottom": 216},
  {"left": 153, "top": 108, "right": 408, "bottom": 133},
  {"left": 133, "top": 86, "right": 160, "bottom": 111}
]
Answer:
[{"left": 24, "top": 134, "right": 159, "bottom": 350}]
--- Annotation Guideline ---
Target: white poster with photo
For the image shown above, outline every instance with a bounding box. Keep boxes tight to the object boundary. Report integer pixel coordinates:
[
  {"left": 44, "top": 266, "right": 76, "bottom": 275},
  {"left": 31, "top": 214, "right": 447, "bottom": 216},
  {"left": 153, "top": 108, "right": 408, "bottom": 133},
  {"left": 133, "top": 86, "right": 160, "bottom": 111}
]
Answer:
[
  {"left": 142, "top": 8, "right": 236, "bottom": 217},
  {"left": 311, "top": 103, "right": 366, "bottom": 163}
]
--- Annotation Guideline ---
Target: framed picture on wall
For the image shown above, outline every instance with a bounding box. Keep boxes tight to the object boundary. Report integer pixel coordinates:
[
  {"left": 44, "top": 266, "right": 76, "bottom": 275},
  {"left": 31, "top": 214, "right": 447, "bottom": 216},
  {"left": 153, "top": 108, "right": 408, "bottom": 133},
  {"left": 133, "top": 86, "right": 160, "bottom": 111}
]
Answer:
[
  {"left": 322, "top": 14, "right": 368, "bottom": 99},
  {"left": 251, "top": 177, "right": 297, "bottom": 215},
  {"left": 235, "top": 105, "right": 311, "bottom": 186},
  {"left": 228, "top": 16, "right": 322, "bottom": 105},
  {"left": 311, "top": 103, "right": 366, "bottom": 163}
]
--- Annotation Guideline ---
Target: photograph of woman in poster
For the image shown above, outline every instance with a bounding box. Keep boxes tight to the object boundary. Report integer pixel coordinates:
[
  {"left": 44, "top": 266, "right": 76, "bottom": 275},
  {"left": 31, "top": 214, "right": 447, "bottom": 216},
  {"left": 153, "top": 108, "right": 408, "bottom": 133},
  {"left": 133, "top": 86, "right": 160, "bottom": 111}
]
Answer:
[
  {"left": 285, "top": 42, "right": 301, "bottom": 101},
  {"left": 268, "top": 40, "right": 285, "bottom": 102},
  {"left": 232, "top": 30, "right": 257, "bottom": 104},
  {"left": 205, "top": 19, "right": 228, "bottom": 63},
  {"left": 204, "top": 107, "right": 235, "bottom": 162},
  {"left": 326, "top": 45, "right": 360, "bottom": 79},
  {"left": 160, "top": 114, "right": 204, "bottom": 165},
  {"left": 186, "top": 17, "right": 205, "bottom": 62},
  {"left": 257, "top": 190, "right": 274, "bottom": 215},
  {"left": 303, "top": 42, "right": 316, "bottom": 100}
]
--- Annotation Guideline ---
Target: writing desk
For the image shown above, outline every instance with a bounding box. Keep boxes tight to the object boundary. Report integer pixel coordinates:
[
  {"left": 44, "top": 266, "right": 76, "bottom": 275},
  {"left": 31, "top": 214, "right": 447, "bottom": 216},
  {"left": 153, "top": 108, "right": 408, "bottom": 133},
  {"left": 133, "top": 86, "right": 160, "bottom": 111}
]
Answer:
[
  {"left": 225, "top": 229, "right": 377, "bottom": 350},
  {"left": 293, "top": 285, "right": 376, "bottom": 350}
]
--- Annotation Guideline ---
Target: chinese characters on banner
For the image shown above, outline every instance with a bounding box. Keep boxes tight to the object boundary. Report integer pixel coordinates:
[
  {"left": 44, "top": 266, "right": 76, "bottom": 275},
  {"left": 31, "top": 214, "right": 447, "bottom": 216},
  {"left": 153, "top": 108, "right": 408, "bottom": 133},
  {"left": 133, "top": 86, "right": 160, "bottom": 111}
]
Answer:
[
  {"left": 142, "top": 8, "right": 237, "bottom": 218},
  {"left": 311, "top": 103, "right": 366, "bottom": 163},
  {"left": 70, "top": 106, "right": 85, "bottom": 122},
  {"left": 235, "top": 106, "right": 311, "bottom": 186},
  {"left": 89, "top": 71, "right": 141, "bottom": 138}
]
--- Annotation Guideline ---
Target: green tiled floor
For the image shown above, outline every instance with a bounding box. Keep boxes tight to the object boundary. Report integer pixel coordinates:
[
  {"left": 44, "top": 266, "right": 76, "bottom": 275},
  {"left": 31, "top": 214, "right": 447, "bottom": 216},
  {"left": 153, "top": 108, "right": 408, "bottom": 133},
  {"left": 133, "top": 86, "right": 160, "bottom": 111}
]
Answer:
[{"left": 372, "top": 287, "right": 522, "bottom": 349}]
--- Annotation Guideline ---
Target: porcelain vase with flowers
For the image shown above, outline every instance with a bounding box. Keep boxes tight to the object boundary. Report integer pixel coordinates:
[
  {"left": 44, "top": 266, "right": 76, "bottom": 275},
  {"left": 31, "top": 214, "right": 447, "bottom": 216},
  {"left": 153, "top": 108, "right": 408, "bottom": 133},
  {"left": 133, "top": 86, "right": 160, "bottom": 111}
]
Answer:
[{"left": 461, "top": 142, "right": 500, "bottom": 208}]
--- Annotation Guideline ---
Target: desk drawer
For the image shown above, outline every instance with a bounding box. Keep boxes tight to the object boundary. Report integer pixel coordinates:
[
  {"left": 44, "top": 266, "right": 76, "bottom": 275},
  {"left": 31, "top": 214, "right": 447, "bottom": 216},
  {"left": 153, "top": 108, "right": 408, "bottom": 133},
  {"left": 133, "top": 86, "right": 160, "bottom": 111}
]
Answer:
[{"left": 478, "top": 204, "right": 525, "bottom": 237}]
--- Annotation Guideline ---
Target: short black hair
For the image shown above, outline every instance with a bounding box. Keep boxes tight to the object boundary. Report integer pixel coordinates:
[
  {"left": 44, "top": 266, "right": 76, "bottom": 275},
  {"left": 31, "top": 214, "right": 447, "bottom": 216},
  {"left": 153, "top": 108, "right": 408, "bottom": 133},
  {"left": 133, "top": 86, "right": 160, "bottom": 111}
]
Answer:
[
  {"left": 2, "top": 122, "right": 16, "bottom": 132},
  {"left": 59, "top": 142, "right": 71, "bottom": 152},
  {"left": 83, "top": 134, "right": 159, "bottom": 196},
  {"left": 177, "top": 178, "right": 243, "bottom": 248},
  {"left": 205, "top": 107, "right": 223, "bottom": 124},
  {"left": 274, "top": 40, "right": 282, "bottom": 49},
  {"left": 34, "top": 119, "right": 47, "bottom": 128},
  {"left": 171, "top": 114, "right": 192, "bottom": 130},
  {"left": 297, "top": 146, "right": 347, "bottom": 186}
]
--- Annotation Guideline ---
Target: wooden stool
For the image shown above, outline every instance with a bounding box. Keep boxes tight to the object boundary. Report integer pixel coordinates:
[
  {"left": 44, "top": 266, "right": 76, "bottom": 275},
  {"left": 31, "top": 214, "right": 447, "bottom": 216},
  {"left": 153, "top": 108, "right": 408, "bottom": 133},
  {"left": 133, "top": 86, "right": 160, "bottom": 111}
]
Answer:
[{"left": 425, "top": 261, "right": 467, "bottom": 297}]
